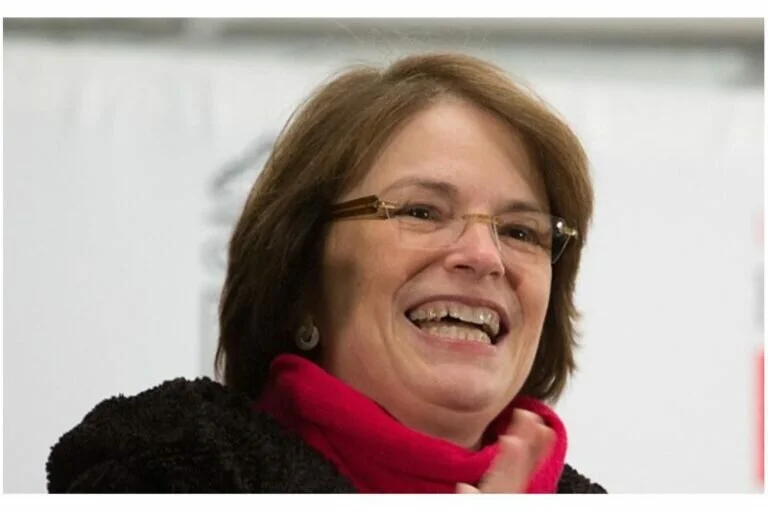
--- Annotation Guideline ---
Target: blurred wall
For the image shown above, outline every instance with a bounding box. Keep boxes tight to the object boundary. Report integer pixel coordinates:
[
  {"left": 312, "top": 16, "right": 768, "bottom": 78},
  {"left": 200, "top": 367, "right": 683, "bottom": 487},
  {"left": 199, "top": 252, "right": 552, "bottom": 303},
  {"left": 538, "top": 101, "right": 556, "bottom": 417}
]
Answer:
[{"left": 3, "top": 18, "right": 764, "bottom": 493}]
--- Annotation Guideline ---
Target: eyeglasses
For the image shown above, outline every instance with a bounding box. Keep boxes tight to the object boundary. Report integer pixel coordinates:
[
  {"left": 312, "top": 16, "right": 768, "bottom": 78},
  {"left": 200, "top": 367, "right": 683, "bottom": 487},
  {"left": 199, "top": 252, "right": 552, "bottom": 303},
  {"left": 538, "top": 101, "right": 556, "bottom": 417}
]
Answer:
[{"left": 328, "top": 195, "right": 578, "bottom": 264}]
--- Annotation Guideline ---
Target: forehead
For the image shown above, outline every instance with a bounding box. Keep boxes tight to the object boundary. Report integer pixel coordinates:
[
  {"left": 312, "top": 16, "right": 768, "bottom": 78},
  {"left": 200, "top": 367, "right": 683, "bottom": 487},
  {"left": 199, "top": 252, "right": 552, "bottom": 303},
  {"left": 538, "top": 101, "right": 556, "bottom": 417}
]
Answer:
[{"left": 350, "top": 97, "right": 548, "bottom": 210}]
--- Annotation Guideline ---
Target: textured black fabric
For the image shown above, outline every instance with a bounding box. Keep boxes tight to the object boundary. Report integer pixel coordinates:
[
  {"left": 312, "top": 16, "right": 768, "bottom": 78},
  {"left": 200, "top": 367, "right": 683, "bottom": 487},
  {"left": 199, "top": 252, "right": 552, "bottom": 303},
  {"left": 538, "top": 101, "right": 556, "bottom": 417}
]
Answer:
[{"left": 47, "top": 377, "right": 607, "bottom": 494}]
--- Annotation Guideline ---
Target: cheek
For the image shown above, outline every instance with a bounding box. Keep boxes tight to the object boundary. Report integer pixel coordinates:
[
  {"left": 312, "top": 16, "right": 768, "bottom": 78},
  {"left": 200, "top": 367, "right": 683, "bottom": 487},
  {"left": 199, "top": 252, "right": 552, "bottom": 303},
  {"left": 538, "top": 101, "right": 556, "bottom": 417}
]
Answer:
[
  {"left": 508, "top": 267, "right": 551, "bottom": 382},
  {"left": 321, "top": 229, "right": 369, "bottom": 317},
  {"left": 516, "top": 265, "right": 552, "bottom": 328},
  {"left": 319, "top": 225, "right": 401, "bottom": 332}
]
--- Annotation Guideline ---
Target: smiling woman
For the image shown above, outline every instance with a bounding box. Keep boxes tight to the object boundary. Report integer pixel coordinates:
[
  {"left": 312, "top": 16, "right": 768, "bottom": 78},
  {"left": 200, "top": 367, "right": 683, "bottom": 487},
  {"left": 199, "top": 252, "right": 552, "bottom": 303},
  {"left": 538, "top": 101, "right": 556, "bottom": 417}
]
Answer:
[{"left": 46, "top": 53, "right": 604, "bottom": 494}]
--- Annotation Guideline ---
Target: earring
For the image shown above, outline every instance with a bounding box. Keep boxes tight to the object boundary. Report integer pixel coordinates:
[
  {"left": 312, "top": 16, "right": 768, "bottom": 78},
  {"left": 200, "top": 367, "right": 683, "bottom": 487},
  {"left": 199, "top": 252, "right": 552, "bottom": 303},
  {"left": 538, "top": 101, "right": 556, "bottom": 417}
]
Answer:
[{"left": 295, "top": 322, "right": 320, "bottom": 351}]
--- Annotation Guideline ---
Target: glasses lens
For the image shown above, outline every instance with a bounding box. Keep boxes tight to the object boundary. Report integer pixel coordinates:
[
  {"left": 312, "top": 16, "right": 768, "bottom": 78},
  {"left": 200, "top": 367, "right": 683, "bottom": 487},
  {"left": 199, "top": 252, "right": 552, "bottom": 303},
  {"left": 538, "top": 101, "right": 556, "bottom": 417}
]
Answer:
[{"left": 382, "top": 198, "right": 574, "bottom": 265}]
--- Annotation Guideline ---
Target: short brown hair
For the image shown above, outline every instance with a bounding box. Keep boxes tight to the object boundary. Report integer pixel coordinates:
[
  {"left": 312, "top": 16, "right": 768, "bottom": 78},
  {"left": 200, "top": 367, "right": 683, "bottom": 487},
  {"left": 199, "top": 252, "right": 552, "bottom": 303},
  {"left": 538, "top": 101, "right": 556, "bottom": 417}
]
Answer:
[{"left": 216, "top": 53, "right": 593, "bottom": 402}]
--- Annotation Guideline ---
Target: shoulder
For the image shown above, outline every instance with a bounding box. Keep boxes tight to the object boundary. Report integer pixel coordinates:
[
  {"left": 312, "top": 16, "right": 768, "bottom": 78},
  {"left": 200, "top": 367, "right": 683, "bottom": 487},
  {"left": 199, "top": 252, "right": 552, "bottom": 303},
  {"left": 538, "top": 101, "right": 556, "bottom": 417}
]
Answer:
[
  {"left": 557, "top": 464, "right": 607, "bottom": 493},
  {"left": 47, "top": 377, "right": 354, "bottom": 493}
]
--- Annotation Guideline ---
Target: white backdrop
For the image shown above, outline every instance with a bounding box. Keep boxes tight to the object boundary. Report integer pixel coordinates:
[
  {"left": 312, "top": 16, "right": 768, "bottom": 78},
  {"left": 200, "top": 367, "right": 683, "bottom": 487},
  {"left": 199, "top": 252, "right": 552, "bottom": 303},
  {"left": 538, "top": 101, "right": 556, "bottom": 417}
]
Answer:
[{"left": 3, "top": 39, "right": 764, "bottom": 493}]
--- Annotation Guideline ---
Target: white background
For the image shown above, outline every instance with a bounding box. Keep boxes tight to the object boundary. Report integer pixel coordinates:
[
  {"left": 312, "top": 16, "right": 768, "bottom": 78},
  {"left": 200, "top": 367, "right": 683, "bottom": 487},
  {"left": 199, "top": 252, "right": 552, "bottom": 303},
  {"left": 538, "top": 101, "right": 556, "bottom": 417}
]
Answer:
[{"left": 3, "top": 37, "right": 764, "bottom": 493}]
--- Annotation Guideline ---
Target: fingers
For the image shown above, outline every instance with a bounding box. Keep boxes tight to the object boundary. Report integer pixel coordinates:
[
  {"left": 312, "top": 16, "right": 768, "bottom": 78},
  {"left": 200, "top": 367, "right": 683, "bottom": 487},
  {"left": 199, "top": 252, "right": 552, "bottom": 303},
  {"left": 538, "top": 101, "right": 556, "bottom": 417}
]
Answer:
[
  {"left": 456, "top": 483, "right": 481, "bottom": 493},
  {"left": 505, "top": 408, "right": 556, "bottom": 476},
  {"left": 456, "top": 408, "right": 556, "bottom": 494},
  {"left": 476, "top": 434, "right": 530, "bottom": 493}
]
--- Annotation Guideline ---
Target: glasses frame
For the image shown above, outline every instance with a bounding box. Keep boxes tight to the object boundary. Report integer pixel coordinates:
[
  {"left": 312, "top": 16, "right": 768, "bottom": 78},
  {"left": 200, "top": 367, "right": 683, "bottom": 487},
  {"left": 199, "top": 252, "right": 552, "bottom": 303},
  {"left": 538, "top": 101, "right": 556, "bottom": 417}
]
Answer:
[{"left": 329, "top": 195, "right": 578, "bottom": 264}]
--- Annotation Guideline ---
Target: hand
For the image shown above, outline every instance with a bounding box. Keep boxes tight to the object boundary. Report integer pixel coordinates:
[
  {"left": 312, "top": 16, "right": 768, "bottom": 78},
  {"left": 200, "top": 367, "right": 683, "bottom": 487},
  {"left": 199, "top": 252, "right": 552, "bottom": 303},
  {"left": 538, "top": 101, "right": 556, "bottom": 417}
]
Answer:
[{"left": 456, "top": 408, "right": 555, "bottom": 493}]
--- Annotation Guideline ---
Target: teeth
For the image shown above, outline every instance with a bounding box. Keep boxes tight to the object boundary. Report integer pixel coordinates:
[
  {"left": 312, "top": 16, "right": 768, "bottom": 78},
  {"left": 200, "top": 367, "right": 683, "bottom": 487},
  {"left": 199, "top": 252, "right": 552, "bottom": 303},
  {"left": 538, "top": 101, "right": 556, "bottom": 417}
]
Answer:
[
  {"left": 427, "top": 306, "right": 446, "bottom": 321},
  {"left": 421, "top": 323, "right": 492, "bottom": 344},
  {"left": 407, "top": 300, "right": 501, "bottom": 337}
]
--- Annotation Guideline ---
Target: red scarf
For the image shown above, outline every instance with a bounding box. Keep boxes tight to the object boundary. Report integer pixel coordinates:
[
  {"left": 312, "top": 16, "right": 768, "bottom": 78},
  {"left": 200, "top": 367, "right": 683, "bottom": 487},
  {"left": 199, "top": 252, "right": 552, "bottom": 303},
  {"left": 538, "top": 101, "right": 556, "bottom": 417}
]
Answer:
[{"left": 255, "top": 354, "right": 567, "bottom": 493}]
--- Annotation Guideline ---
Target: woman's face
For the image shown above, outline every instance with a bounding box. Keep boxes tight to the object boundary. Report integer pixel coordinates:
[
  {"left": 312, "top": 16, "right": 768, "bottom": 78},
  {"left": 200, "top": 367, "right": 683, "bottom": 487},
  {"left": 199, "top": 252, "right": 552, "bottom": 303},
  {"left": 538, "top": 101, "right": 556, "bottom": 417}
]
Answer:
[{"left": 316, "top": 97, "right": 552, "bottom": 446}]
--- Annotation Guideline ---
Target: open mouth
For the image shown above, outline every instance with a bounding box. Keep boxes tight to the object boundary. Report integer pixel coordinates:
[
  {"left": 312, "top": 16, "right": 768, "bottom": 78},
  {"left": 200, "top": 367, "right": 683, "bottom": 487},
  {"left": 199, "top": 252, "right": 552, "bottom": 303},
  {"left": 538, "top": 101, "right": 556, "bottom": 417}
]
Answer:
[{"left": 405, "top": 300, "right": 508, "bottom": 346}]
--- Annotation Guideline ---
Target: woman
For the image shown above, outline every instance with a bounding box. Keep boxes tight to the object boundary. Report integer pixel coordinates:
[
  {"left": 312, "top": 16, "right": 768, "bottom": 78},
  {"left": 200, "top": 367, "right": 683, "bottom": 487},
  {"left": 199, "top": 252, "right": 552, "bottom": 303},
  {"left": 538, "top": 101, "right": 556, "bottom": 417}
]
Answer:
[{"left": 47, "top": 53, "right": 605, "bottom": 493}]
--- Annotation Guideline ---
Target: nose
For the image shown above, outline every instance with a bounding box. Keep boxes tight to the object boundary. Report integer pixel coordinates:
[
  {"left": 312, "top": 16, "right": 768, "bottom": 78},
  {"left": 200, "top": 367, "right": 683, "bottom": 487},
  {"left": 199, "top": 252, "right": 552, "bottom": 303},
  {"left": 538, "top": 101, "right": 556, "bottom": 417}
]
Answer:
[{"left": 443, "top": 219, "right": 505, "bottom": 278}]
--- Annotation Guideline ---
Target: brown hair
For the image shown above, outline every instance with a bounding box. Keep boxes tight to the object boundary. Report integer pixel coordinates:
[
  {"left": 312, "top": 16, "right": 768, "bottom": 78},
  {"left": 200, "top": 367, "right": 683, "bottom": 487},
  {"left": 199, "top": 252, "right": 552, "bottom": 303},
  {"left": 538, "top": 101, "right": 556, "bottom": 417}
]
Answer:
[{"left": 216, "top": 53, "right": 593, "bottom": 403}]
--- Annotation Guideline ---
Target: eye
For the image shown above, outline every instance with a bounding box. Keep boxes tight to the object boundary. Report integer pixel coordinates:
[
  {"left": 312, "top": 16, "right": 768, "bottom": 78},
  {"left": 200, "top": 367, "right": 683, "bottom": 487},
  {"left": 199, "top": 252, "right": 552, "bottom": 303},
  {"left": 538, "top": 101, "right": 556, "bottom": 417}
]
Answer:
[
  {"left": 393, "top": 204, "right": 443, "bottom": 221},
  {"left": 498, "top": 224, "right": 542, "bottom": 246}
]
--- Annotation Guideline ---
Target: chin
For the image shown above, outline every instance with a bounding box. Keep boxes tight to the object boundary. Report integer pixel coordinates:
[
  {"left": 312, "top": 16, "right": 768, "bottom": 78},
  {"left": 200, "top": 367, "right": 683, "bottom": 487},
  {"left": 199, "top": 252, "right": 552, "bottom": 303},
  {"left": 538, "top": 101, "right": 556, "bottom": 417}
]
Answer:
[{"left": 416, "top": 366, "right": 511, "bottom": 413}]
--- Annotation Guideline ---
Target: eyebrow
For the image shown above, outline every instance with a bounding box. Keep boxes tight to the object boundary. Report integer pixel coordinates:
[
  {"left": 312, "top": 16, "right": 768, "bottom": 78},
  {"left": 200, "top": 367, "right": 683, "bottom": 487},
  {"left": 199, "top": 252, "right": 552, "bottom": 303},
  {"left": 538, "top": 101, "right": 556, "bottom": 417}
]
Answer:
[
  {"left": 380, "top": 177, "right": 458, "bottom": 200},
  {"left": 379, "top": 177, "right": 547, "bottom": 215}
]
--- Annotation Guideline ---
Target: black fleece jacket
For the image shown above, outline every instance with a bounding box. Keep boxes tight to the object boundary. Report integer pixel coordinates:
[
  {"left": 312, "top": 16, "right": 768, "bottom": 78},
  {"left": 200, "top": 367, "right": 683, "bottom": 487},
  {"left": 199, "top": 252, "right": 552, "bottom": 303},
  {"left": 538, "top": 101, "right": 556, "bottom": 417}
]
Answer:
[{"left": 47, "top": 377, "right": 607, "bottom": 493}]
